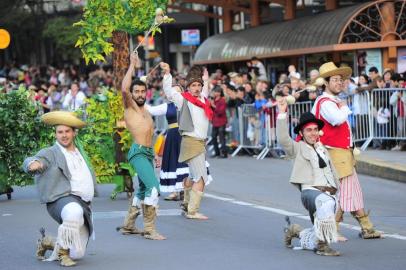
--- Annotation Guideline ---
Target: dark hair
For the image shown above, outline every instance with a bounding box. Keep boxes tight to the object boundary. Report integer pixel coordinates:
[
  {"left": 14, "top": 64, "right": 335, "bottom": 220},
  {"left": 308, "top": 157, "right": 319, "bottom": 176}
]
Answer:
[
  {"left": 225, "top": 83, "right": 236, "bottom": 92},
  {"left": 237, "top": 86, "right": 245, "bottom": 92},
  {"left": 131, "top": 80, "right": 147, "bottom": 92},
  {"left": 368, "top": 66, "right": 379, "bottom": 73},
  {"left": 251, "top": 56, "right": 259, "bottom": 61}
]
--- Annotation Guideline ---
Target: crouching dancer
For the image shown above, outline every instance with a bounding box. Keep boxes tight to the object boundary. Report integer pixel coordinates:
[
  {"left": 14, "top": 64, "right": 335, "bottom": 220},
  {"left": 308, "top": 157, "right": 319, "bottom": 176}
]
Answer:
[
  {"left": 23, "top": 111, "right": 97, "bottom": 266},
  {"left": 276, "top": 98, "right": 340, "bottom": 256}
]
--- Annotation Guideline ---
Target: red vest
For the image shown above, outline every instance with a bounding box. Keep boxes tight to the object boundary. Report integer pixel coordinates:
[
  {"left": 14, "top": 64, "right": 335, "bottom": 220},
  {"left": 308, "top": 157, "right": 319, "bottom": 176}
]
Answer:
[{"left": 314, "top": 97, "right": 351, "bottom": 149}]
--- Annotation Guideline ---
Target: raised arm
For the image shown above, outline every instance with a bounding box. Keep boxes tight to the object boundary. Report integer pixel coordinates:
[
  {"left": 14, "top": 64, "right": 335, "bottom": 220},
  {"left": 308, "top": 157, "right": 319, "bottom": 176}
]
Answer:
[
  {"left": 276, "top": 98, "right": 299, "bottom": 158},
  {"left": 201, "top": 68, "right": 209, "bottom": 98},
  {"left": 160, "top": 62, "right": 184, "bottom": 108},
  {"left": 121, "top": 52, "right": 138, "bottom": 109}
]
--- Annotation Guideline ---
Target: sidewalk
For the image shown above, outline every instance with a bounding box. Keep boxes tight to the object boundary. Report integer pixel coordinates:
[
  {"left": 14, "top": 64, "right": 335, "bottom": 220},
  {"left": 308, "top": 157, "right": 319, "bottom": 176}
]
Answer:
[{"left": 356, "top": 149, "right": 406, "bottom": 183}]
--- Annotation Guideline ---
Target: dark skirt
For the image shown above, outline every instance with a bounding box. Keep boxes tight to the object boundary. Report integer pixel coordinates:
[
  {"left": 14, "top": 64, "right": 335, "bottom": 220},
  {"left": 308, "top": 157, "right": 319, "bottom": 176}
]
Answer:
[
  {"left": 47, "top": 195, "right": 93, "bottom": 235},
  {"left": 160, "top": 127, "right": 189, "bottom": 192}
]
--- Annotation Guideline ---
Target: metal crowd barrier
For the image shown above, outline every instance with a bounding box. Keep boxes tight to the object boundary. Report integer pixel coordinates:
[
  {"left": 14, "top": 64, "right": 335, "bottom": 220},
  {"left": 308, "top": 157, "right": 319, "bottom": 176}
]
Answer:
[
  {"left": 231, "top": 88, "right": 406, "bottom": 158},
  {"left": 231, "top": 104, "right": 264, "bottom": 157},
  {"left": 369, "top": 88, "right": 406, "bottom": 145}
]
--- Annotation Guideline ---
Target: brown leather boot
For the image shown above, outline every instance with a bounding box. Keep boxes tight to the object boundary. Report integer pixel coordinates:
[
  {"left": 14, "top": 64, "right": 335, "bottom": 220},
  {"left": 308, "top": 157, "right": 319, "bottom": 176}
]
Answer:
[
  {"left": 58, "top": 248, "right": 76, "bottom": 267},
  {"left": 142, "top": 205, "right": 166, "bottom": 240},
  {"left": 353, "top": 213, "right": 382, "bottom": 239},
  {"left": 117, "top": 205, "right": 142, "bottom": 235},
  {"left": 284, "top": 224, "right": 303, "bottom": 248},
  {"left": 36, "top": 228, "right": 55, "bottom": 260},
  {"left": 315, "top": 241, "right": 340, "bottom": 256}
]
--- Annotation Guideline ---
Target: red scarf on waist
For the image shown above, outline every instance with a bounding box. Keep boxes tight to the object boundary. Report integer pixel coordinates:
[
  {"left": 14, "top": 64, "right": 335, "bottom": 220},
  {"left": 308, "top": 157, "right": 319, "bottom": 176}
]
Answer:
[{"left": 181, "top": 92, "right": 213, "bottom": 120}]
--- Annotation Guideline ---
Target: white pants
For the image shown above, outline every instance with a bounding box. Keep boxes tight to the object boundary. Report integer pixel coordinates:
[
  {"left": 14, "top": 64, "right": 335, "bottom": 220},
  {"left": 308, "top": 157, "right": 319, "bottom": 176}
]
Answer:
[{"left": 59, "top": 202, "right": 89, "bottom": 259}]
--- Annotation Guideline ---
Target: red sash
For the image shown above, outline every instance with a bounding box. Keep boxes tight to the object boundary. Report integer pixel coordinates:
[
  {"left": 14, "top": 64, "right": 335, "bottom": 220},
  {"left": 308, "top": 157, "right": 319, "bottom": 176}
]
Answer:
[{"left": 181, "top": 92, "right": 213, "bottom": 120}]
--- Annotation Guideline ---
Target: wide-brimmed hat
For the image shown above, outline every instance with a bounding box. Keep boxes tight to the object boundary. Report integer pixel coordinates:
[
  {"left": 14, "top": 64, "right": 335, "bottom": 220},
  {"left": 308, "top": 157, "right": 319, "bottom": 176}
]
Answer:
[
  {"left": 294, "top": 112, "right": 324, "bottom": 134},
  {"left": 41, "top": 111, "right": 86, "bottom": 129},
  {"left": 318, "top": 62, "right": 352, "bottom": 80}
]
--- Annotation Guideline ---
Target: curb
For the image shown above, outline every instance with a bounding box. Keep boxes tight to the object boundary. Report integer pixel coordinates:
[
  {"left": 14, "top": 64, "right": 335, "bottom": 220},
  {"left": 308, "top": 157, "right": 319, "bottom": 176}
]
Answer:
[{"left": 356, "top": 156, "right": 406, "bottom": 183}]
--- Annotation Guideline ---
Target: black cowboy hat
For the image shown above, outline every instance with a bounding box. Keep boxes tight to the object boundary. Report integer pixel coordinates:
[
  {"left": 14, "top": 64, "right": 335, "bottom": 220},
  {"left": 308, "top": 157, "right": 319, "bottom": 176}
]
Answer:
[{"left": 293, "top": 112, "right": 324, "bottom": 134}]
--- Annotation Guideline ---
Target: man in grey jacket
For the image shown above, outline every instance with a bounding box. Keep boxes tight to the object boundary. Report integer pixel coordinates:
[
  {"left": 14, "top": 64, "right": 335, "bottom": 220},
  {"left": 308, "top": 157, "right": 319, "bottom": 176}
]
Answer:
[
  {"left": 23, "top": 111, "right": 97, "bottom": 267},
  {"left": 276, "top": 98, "right": 340, "bottom": 256}
]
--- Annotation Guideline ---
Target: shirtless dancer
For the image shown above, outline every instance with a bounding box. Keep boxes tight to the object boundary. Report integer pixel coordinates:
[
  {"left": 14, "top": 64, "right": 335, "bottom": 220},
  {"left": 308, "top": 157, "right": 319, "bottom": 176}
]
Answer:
[{"left": 117, "top": 52, "right": 165, "bottom": 240}]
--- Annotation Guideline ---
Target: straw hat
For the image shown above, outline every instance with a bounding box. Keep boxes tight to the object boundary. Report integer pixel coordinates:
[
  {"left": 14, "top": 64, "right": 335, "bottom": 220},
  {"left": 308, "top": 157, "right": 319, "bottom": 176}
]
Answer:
[
  {"left": 41, "top": 111, "right": 86, "bottom": 129},
  {"left": 318, "top": 62, "right": 352, "bottom": 79}
]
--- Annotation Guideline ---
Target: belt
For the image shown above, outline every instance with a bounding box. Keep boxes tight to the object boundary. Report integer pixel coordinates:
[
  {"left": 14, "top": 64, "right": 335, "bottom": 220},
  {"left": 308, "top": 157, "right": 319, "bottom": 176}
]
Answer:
[
  {"left": 314, "top": 186, "right": 337, "bottom": 195},
  {"left": 168, "top": 123, "right": 179, "bottom": 129}
]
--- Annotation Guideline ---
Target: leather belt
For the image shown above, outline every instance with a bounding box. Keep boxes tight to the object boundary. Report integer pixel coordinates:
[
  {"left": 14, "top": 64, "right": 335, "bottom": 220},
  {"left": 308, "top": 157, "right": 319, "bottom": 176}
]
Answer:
[{"left": 314, "top": 186, "right": 337, "bottom": 195}]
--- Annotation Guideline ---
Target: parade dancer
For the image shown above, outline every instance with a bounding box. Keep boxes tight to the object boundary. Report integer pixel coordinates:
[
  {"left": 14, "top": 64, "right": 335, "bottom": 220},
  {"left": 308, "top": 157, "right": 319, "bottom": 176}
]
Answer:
[
  {"left": 23, "top": 111, "right": 97, "bottom": 266},
  {"left": 117, "top": 52, "right": 165, "bottom": 240},
  {"left": 146, "top": 100, "right": 189, "bottom": 201},
  {"left": 312, "top": 62, "right": 381, "bottom": 240},
  {"left": 276, "top": 99, "right": 340, "bottom": 256},
  {"left": 160, "top": 62, "right": 213, "bottom": 220}
]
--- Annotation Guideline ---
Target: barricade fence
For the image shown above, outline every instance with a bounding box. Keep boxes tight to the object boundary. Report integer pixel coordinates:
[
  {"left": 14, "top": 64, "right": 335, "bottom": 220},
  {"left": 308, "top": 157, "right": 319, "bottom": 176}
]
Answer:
[{"left": 221, "top": 88, "right": 406, "bottom": 159}]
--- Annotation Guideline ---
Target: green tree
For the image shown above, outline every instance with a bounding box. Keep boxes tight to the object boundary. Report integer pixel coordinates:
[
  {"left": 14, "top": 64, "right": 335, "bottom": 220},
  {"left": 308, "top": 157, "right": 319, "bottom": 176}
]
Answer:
[{"left": 74, "top": 0, "right": 168, "bottom": 89}]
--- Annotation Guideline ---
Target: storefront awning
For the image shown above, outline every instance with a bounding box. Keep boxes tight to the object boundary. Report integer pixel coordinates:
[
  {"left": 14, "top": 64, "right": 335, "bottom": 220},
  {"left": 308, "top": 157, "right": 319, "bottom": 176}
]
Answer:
[{"left": 194, "top": 4, "right": 368, "bottom": 64}]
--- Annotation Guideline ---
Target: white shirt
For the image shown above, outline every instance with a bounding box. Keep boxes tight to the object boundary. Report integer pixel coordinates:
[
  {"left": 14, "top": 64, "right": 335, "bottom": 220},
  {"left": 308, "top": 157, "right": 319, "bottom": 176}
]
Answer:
[
  {"left": 377, "top": 108, "right": 390, "bottom": 124},
  {"left": 57, "top": 142, "right": 94, "bottom": 202},
  {"left": 62, "top": 90, "right": 86, "bottom": 111},
  {"left": 163, "top": 73, "right": 209, "bottom": 139}
]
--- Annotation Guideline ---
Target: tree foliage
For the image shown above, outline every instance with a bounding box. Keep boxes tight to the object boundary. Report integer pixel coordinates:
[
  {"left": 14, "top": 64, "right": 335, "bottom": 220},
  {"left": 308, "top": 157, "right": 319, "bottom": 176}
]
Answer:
[
  {"left": 74, "top": 0, "right": 167, "bottom": 64},
  {"left": 80, "top": 89, "right": 133, "bottom": 183},
  {"left": 0, "top": 87, "right": 53, "bottom": 187}
]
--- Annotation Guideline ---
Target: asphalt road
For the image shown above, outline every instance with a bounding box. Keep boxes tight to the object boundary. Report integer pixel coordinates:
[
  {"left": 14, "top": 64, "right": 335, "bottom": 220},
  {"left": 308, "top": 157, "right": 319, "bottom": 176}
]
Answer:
[{"left": 1, "top": 156, "right": 405, "bottom": 270}]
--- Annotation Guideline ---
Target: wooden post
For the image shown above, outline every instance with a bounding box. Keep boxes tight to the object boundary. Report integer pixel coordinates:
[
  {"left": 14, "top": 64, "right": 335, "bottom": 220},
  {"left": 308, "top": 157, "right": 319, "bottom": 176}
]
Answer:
[
  {"left": 251, "top": 0, "right": 260, "bottom": 27},
  {"left": 325, "top": 0, "right": 338, "bottom": 11},
  {"left": 284, "top": 0, "right": 296, "bottom": 20},
  {"left": 381, "top": 2, "right": 397, "bottom": 70},
  {"left": 223, "top": 8, "right": 233, "bottom": 32}
]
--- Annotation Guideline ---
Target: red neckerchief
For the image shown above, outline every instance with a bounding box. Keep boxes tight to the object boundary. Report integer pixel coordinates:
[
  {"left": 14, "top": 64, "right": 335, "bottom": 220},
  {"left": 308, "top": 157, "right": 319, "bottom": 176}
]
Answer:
[{"left": 181, "top": 92, "right": 213, "bottom": 120}]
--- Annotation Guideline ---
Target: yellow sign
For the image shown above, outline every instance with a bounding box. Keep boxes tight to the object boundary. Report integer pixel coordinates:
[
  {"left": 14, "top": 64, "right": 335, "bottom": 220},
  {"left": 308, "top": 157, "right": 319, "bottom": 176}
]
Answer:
[{"left": 0, "top": 29, "right": 11, "bottom": 49}]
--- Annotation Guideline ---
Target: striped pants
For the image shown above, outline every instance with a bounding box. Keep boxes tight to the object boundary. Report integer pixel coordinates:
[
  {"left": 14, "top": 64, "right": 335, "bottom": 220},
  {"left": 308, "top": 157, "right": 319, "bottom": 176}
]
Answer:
[{"left": 337, "top": 169, "right": 364, "bottom": 212}]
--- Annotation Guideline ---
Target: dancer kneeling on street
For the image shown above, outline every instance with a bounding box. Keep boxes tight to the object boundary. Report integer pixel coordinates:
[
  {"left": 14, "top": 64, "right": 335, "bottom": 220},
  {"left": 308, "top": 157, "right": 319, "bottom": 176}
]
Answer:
[
  {"left": 23, "top": 111, "right": 97, "bottom": 266},
  {"left": 117, "top": 52, "right": 165, "bottom": 240},
  {"left": 276, "top": 97, "right": 340, "bottom": 256}
]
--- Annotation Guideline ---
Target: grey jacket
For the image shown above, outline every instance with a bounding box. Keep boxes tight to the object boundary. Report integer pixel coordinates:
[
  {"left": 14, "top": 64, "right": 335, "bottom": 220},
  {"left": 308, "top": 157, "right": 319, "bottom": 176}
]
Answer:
[
  {"left": 23, "top": 144, "right": 97, "bottom": 204},
  {"left": 276, "top": 116, "right": 339, "bottom": 189}
]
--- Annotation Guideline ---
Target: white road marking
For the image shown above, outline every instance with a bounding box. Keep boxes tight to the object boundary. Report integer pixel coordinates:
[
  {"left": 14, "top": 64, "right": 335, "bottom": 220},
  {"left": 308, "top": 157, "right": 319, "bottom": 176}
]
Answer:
[
  {"left": 205, "top": 193, "right": 406, "bottom": 241},
  {"left": 93, "top": 209, "right": 182, "bottom": 219},
  {"left": 2, "top": 213, "right": 12, "bottom": 217}
]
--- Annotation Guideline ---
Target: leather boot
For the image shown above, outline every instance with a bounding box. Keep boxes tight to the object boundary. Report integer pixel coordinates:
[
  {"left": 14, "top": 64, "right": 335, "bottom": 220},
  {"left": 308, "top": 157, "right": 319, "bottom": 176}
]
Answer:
[
  {"left": 117, "top": 205, "right": 142, "bottom": 235},
  {"left": 36, "top": 228, "right": 55, "bottom": 260},
  {"left": 186, "top": 189, "right": 208, "bottom": 220},
  {"left": 58, "top": 248, "right": 76, "bottom": 267},
  {"left": 284, "top": 224, "right": 303, "bottom": 248},
  {"left": 142, "top": 205, "right": 166, "bottom": 240},
  {"left": 353, "top": 213, "right": 382, "bottom": 239},
  {"left": 180, "top": 187, "right": 191, "bottom": 212},
  {"left": 315, "top": 241, "right": 340, "bottom": 256}
]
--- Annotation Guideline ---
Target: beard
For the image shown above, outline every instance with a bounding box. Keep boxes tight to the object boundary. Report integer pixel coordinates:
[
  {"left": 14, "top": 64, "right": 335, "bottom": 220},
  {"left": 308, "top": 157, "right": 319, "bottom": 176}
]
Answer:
[{"left": 133, "top": 97, "right": 146, "bottom": 106}]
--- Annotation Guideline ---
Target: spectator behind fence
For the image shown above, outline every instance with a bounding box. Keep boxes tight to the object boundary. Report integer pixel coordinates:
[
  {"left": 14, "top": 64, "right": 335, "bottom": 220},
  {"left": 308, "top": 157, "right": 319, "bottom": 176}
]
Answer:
[
  {"left": 62, "top": 82, "right": 86, "bottom": 112},
  {"left": 210, "top": 86, "right": 228, "bottom": 158},
  {"left": 250, "top": 57, "right": 267, "bottom": 81},
  {"left": 389, "top": 89, "right": 406, "bottom": 150},
  {"left": 356, "top": 66, "right": 379, "bottom": 92}
]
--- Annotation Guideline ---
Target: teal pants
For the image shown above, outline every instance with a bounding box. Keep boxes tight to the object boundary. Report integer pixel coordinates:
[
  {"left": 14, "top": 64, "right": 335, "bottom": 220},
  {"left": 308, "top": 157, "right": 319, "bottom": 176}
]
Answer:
[{"left": 128, "top": 144, "right": 160, "bottom": 204}]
